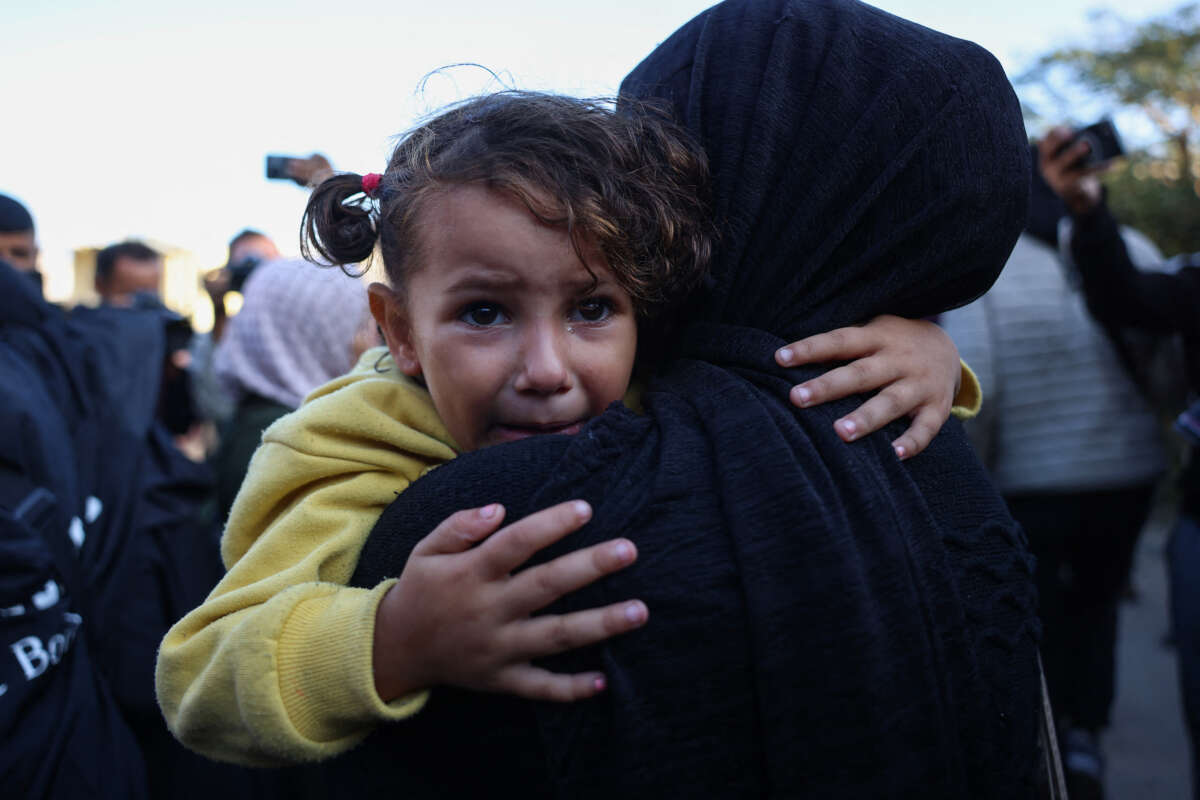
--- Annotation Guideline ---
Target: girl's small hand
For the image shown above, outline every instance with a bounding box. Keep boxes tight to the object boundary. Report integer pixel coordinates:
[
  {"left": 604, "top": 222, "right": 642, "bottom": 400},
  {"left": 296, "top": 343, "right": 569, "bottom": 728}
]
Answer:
[
  {"left": 372, "top": 500, "right": 646, "bottom": 703},
  {"left": 775, "top": 315, "right": 960, "bottom": 460}
]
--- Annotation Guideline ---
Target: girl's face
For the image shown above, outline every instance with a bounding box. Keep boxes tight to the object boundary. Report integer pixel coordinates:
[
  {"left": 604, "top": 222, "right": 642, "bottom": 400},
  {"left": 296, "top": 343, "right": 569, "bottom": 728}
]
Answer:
[{"left": 370, "top": 184, "right": 638, "bottom": 452}]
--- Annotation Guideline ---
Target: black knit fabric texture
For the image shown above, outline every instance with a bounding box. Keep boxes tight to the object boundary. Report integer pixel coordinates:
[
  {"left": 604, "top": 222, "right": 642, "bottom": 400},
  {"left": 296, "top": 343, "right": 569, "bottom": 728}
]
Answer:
[{"left": 343, "top": 1, "right": 1041, "bottom": 797}]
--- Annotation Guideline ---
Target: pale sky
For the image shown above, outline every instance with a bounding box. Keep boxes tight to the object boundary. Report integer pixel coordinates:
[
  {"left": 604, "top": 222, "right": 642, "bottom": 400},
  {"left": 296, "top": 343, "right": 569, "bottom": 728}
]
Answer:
[{"left": 2, "top": 0, "right": 1187, "bottom": 298}]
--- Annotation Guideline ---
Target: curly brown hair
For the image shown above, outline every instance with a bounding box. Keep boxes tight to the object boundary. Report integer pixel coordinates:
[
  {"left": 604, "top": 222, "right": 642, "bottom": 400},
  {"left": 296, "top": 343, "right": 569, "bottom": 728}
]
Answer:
[{"left": 301, "top": 91, "right": 713, "bottom": 317}]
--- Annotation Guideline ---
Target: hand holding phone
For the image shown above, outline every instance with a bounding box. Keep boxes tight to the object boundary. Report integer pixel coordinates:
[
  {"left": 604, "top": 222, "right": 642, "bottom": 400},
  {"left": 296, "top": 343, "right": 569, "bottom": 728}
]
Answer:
[
  {"left": 1055, "top": 119, "right": 1124, "bottom": 170},
  {"left": 1038, "top": 125, "right": 1111, "bottom": 215},
  {"left": 265, "top": 153, "right": 333, "bottom": 187}
]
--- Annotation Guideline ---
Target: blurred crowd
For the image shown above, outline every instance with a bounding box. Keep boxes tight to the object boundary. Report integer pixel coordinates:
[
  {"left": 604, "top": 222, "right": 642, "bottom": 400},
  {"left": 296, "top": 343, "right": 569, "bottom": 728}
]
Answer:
[{"left": 0, "top": 159, "right": 381, "bottom": 797}]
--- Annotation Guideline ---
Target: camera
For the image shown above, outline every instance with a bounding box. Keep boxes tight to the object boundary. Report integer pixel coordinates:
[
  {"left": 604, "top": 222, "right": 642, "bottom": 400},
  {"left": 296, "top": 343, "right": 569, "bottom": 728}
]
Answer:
[{"left": 226, "top": 255, "right": 261, "bottom": 293}]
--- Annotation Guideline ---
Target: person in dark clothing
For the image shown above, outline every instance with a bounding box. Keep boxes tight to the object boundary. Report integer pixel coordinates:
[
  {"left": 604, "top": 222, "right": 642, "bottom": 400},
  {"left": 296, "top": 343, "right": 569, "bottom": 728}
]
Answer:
[
  {"left": 1040, "top": 124, "right": 1200, "bottom": 800},
  {"left": 0, "top": 251, "right": 316, "bottom": 799},
  {"left": 340, "top": 1, "right": 1043, "bottom": 797},
  {"left": 95, "top": 240, "right": 164, "bottom": 307},
  {"left": 943, "top": 146, "right": 1169, "bottom": 800},
  {"left": 0, "top": 258, "right": 150, "bottom": 799},
  {"left": 0, "top": 193, "right": 40, "bottom": 285},
  {"left": 189, "top": 228, "right": 282, "bottom": 428}
]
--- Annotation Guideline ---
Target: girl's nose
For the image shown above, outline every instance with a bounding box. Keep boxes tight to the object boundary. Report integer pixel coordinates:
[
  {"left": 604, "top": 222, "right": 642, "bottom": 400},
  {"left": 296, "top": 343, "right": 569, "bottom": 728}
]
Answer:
[{"left": 513, "top": 322, "right": 572, "bottom": 395}]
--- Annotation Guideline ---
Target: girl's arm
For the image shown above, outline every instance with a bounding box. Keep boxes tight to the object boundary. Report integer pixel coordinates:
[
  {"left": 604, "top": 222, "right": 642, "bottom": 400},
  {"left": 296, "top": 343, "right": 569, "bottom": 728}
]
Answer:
[
  {"left": 775, "top": 315, "right": 972, "bottom": 460},
  {"left": 158, "top": 443, "right": 644, "bottom": 766},
  {"left": 156, "top": 438, "right": 438, "bottom": 767},
  {"left": 157, "top": 368, "right": 644, "bottom": 766}
]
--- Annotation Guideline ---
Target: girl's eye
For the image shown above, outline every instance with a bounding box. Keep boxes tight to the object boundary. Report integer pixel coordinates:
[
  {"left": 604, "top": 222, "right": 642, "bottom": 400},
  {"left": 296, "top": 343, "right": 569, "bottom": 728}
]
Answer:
[
  {"left": 461, "top": 303, "right": 508, "bottom": 326},
  {"left": 572, "top": 297, "right": 614, "bottom": 323}
]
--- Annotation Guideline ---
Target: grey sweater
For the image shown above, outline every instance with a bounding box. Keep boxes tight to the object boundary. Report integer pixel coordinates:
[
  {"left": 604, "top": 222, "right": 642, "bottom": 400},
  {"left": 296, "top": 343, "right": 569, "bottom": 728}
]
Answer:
[{"left": 943, "top": 232, "right": 1166, "bottom": 495}]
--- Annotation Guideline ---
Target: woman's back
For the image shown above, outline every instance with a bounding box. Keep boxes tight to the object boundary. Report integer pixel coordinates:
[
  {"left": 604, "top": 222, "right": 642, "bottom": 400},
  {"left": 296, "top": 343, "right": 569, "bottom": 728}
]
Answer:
[
  {"left": 342, "top": 0, "right": 1041, "bottom": 794},
  {"left": 347, "top": 343, "right": 1039, "bottom": 797}
]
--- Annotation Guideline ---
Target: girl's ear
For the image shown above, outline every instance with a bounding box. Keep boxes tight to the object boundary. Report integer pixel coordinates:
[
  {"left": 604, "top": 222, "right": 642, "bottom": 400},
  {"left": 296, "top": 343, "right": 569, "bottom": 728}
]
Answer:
[{"left": 367, "top": 282, "right": 422, "bottom": 377}]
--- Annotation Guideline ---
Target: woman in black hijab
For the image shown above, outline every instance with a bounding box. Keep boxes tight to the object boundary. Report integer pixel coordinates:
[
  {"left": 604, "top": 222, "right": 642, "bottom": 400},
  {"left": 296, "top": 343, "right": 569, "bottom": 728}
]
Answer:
[{"left": 344, "top": 0, "right": 1040, "bottom": 796}]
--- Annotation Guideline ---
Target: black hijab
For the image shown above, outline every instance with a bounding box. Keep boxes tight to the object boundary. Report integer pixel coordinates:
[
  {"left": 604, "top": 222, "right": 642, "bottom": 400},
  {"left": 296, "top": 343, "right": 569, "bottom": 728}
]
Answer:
[{"left": 345, "top": 1, "right": 1039, "bottom": 797}]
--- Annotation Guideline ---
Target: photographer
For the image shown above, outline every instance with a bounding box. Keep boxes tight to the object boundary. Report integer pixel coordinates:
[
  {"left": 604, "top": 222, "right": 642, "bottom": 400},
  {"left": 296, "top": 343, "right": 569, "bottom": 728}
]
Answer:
[
  {"left": 1040, "top": 124, "right": 1200, "bottom": 799},
  {"left": 942, "top": 144, "right": 1168, "bottom": 800},
  {"left": 208, "top": 257, "right": 376, "bottom": 523},
  {"left": 189, "top": 158, "right": 328, "bottom": 427},
  {"left": 190, "top": 229, "right": 280, "bottom": 428}
]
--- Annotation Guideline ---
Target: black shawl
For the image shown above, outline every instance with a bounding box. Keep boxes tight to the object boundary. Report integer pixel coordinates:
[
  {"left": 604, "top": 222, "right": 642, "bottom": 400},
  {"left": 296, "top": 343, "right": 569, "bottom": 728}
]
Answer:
[{"left": 344, "top": 1, "right": 1039, "bottom": 797}]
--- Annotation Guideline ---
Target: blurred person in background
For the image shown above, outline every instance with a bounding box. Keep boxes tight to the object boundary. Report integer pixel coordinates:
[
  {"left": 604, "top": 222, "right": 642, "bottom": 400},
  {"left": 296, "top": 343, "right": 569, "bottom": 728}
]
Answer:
[
  {"left": 2, "top": 231, "right": 152, "bottom": 799},
  {"left": 190, "top": 229, "right": 282, "bottom": 429},
  {"left": 210, "top": 257, "right": 378, "bottom": 522},
  {"left": 189, "top": 158, "right": 330, "bottom": 430},
  {"left": 208, "top": 229, "right": 280, "bottom": 343},
  {"left": 0, "top": 198, "right": 318, "bottom": 798},
  {"left": 2, "top": 209, "right": 225, "bottom": 797},
  {"left": 0, "top": 193, "right": 41, "bottom": 292},
  {"left": 1040, "top": 123, "right": 1200, "bottom": 800},
  {"left": 941, "top": 146, "right": 1169, "bottom": 800},
  {"left": 89, "top": 239, "right": 203, "bottom": 452},
  {"left": 94, "top": 240, "right": 163, "bottom": 307}
]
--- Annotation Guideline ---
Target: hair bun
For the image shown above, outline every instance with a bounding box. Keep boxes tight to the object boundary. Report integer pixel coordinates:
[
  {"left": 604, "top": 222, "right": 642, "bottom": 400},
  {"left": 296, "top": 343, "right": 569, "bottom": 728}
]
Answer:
[{"left": 301, "top": 173, "right": 379, "bottom": 269}]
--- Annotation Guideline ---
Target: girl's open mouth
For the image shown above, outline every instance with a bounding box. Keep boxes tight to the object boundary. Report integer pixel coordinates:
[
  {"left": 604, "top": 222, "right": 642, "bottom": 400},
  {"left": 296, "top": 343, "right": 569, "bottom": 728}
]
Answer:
[{"left": 492, "top": 421, "right": 584, "bottom": 441}]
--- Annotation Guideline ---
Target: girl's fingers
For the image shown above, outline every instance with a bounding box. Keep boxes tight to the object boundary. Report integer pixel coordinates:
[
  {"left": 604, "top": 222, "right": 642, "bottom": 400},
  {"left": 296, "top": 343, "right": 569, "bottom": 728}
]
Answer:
[
  {"left": 511, "top": 538, "right": 638, "bottom": 614},
  {"left": 413, "top": 504, "right": 507, "bottom": 556},
  {"left": 788, "top": 357, "right": 900, "bottom": 408},
  {"left": 831, "top": 382, "right": 919, "bottom": 442},
  {"left": 509, "top": 600, "right": 649, "bottom": 661},
  {"left": 890, "top": 405, "right": 945, "bottom": 461},
  {"left": 775, "top": 325, "right": 876, "bottom": 367},
  {"left": 492, "top": 664, "right": 610, "bottom": 703},
  {"left": 477, "top": 500, "right": 593, "bottom": 577}
]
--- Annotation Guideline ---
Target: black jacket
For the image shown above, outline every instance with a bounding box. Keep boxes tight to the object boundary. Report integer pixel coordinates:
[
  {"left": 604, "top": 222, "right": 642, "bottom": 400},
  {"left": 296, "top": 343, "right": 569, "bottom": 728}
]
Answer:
[
  {"left": 0, "top": 261, "right": 275, "bottom": 799},
  {"left": 1071, "top": 202, "right": 1200, "bottom": 516},
  {"left": 0, "top": 261, "right": 151, "bottom": 798}
]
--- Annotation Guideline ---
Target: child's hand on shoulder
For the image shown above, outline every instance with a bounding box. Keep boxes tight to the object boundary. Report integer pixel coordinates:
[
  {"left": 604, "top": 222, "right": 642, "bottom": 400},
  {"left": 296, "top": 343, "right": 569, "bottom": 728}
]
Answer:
[
  {"left": 774, "top": 315, "right": 961, "bottom": 460},
  {"left": 372, "top": 500, "right": 647, "bottom": 703}
]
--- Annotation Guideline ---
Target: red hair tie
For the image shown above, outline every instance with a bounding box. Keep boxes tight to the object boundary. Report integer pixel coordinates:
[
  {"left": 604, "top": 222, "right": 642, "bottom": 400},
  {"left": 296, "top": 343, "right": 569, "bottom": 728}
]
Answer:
[{"left": 362, "top": 173, "right": 382, "bottom": 197}]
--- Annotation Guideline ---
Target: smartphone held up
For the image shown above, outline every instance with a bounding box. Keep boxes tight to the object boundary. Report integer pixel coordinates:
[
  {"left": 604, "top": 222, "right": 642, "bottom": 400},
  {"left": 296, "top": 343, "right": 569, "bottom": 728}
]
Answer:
[
  {"left": 265, "top": 153, "right": 333, "bottom": 188},
  {"left": 1058, "top": 119, "right": 1125, "bottom": 170},
  {"left": 265, "top": 155, "right": 299, "bottom": 181}
]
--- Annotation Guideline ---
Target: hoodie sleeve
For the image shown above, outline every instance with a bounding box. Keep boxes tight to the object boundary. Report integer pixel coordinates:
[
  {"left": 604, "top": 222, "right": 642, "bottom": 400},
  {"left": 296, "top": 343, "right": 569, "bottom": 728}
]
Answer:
[{"left": 155, "top": 363, "right": 458, "bottom": 765}]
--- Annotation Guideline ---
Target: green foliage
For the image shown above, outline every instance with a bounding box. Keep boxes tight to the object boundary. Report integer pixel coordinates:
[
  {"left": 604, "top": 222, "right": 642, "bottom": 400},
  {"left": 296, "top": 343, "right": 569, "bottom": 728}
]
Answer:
[
  {"left": 1103, "top": 155, "right": 1200, "bottom": 255},
  {"left": 1045, "top": 11, "right": 1197, "bottom": 102},
  {"left": 1017, "top": 3, "right": 1200, "bottom": 255},
  {"left": 1018, "top": 3, "right": 1200, "bottom": 147}
]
